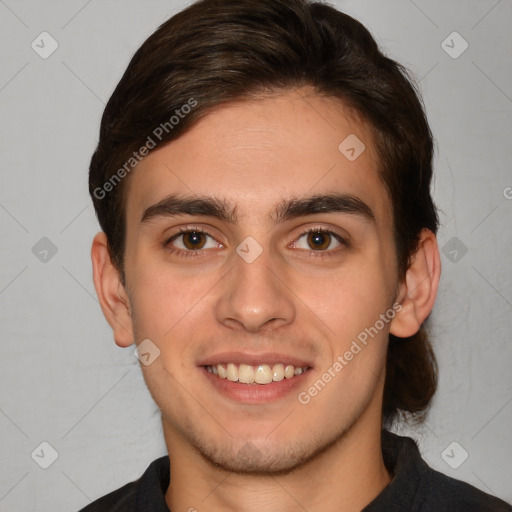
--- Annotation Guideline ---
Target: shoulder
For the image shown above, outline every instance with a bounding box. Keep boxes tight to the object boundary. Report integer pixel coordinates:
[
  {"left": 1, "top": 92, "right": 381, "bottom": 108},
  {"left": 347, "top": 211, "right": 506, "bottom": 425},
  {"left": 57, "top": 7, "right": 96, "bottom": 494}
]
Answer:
[
  {"left": 417, "top": 463, "right": 512, "bottom": 511},
  {"left": 373, "top": 431, "right": 511, "bottom": 512},
  {"left": 77, "top": 482, "right": 138, "bottom": 512},
  {"left": 76, "top": 456, "right": 170, "bottom": 512}
]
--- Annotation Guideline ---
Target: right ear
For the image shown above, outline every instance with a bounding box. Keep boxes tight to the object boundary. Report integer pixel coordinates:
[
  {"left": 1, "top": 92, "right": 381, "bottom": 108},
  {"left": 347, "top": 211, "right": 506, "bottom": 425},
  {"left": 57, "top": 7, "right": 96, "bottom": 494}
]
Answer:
[{"left": 91, "top": 232, "right": 134, "bottom": 347}]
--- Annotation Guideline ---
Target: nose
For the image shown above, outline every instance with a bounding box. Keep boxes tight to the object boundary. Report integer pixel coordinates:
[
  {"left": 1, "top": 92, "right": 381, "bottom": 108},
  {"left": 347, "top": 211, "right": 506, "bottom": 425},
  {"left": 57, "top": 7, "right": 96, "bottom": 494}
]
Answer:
[{"left": 215, "top": 246, "right": 296, "bottom": 333}]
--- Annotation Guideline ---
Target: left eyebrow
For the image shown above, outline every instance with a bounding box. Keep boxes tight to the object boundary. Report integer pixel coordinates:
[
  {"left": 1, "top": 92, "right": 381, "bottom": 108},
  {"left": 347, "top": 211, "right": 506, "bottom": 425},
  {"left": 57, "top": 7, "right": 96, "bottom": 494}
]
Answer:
[
  {"left": 271, "top": 193, "right": 375, "bottom": 224},
  {"left": 140, "top": 192, "right": 375, "bottom": 225}
]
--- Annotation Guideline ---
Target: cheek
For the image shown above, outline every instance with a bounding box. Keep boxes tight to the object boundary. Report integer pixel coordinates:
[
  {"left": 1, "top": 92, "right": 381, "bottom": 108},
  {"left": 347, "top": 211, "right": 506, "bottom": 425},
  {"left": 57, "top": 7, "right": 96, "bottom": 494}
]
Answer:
[
  {"left": 127, "top": 262, "right": 217, "bottom": 345},
  {"left": 313, "top": 260, "right": 395, "bottom": 335},
  {"left": 309, "top": 271, "right": 394, "bottom": 404}
]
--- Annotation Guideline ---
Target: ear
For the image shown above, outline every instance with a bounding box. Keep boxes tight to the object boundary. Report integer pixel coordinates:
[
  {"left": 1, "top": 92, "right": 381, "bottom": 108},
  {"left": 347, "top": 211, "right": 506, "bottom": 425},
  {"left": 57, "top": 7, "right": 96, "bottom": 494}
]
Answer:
[
  {"left": 91, "top": 232, "right": 134, "bottom": 347},
  {"left": 390, "top": 229, "right": 441, "bottom": 338}
]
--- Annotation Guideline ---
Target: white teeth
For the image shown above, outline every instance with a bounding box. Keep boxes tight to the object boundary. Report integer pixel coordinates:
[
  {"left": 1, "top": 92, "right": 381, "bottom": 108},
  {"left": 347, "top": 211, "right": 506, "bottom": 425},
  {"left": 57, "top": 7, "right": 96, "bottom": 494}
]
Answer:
[
  {"left": 254, "top": 365, "right": 273, "bottom": 384},
  {"left": 226, "top": 363, "right": 238, "bottom": 382},
  {"left": 217, "top": 364, "right": 227, "bottom": 379},
  {"left": 284, "top": 365, "right": 295, "bottom": 379},
  {"left": 205, "top": 363, "right": 308, "bottom": 384},
  {"left": 238, "top": 364, "right": 254, "bottom": 384},
  {"left": 272, "top": 364, "right": 284, "bottom": 382}
]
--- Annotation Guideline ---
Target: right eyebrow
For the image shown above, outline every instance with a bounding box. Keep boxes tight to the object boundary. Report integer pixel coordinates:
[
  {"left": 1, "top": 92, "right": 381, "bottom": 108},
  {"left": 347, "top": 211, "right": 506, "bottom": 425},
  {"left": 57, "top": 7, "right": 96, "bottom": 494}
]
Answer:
[{"left": 141, "top": 195, "right": 238, "bottom": 225}]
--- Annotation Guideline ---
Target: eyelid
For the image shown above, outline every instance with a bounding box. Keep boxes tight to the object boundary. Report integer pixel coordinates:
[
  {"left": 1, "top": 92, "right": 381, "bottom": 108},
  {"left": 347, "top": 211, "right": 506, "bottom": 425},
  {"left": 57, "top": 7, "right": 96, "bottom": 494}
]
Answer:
[
  {"left": 164, "top": 225, "right": 222, "bottom": 248},
  {"left": 289, "top": 226, "right": 348, "bottom": 253},
  {"left": 294, "top": 225, "right": 347, "bottom": 240}
]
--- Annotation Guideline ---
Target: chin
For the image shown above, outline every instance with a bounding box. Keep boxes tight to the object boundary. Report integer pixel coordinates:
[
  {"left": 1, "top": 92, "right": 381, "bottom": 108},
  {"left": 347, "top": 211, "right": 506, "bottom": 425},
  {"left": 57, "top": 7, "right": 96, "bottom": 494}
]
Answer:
[
  {"left": 186, "top": 425, "right": 348, "bottom": 476},
  {"left": 199, "top": 443, "right": 312, "bottom": 475}
]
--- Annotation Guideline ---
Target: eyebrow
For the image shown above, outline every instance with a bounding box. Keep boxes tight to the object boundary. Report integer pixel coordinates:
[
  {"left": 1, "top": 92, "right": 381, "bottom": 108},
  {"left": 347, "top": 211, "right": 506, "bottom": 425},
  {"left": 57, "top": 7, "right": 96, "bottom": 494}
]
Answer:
[{"left": 140, "top": 193, "right": 375, "bottom": 225}]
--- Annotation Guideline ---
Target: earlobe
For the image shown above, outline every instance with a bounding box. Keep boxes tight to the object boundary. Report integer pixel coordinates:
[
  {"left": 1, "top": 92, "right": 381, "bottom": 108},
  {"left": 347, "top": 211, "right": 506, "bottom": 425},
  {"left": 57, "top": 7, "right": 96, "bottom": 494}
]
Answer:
[
  {"left": 91, "top": 232, "right": 134, "bottom": 347},
  {"left": 390, "top": 229, "right": 441, "bottom": 338}
]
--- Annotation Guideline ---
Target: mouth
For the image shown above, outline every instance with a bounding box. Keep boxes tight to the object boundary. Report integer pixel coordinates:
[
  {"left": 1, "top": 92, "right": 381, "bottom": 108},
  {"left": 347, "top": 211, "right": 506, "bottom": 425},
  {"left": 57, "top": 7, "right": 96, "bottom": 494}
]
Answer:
[
  {"left": 198, "top": 353, "right": 313, "bottom": 403},
  {"left": 204, "top": 363, "right": 310, "bottom": 385}
]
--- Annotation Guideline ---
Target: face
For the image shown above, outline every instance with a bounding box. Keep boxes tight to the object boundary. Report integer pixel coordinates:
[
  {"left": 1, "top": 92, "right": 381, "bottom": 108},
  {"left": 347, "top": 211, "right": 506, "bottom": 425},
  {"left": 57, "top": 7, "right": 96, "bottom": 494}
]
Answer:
[{"left": 121, "top": 88, "right": 401, "bottom": 474}]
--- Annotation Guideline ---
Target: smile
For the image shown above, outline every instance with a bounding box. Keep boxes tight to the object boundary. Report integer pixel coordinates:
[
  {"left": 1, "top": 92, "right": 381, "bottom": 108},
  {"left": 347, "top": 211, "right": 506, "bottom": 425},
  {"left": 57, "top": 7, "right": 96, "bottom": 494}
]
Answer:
[{"left": 204, "top": 363, "right": 310, "bottom": 385}]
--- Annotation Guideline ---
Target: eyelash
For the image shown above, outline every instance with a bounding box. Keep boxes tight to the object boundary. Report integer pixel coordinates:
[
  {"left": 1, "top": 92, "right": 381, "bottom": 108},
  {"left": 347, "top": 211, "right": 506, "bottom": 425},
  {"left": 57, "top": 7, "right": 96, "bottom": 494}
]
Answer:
[{"left": 163, "top": 226, "right": 347, "bottom": 259}]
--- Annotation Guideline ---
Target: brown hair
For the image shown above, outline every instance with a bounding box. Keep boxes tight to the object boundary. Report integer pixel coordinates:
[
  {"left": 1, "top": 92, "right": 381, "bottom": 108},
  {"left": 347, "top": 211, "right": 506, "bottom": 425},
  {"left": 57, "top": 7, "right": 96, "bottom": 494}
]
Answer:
[{"left": 89, "top": 0, "right": 438, "bottom": 426}]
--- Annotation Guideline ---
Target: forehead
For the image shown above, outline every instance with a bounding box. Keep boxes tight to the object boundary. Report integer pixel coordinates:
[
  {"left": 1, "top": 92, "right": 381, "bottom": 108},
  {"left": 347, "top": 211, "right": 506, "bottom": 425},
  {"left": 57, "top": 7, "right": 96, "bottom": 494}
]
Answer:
[{"left": 124, "top": 88, "right": 390, "bottom": 230}]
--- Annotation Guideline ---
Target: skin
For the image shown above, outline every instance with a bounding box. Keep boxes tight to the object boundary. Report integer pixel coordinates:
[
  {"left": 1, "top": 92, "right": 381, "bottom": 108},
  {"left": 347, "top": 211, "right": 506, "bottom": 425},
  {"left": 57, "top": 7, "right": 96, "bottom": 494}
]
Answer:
[{"left": 92, "top": 87, "right": 441, "bottom": 512}]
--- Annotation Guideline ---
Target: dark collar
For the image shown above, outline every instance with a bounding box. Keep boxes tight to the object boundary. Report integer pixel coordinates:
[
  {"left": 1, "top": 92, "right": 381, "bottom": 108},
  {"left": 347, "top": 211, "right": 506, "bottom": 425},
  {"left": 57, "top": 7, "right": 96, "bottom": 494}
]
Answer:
[{"left": 362, "top": 430, "right": 425, "bottom": 510}]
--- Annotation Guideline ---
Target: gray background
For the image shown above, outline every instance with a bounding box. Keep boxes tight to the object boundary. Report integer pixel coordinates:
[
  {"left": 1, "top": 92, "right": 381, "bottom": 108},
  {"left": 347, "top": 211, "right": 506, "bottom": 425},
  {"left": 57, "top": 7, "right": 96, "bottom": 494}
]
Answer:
[{"left": 0, "top": 0, "right": 511, "bottom": 510}]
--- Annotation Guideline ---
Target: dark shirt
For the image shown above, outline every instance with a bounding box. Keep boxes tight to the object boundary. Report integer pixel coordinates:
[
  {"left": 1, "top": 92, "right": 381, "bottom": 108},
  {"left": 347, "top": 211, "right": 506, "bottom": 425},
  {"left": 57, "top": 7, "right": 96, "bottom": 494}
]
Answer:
[{"left": 78, "top": 431, "right": 511, "bottom": 511}]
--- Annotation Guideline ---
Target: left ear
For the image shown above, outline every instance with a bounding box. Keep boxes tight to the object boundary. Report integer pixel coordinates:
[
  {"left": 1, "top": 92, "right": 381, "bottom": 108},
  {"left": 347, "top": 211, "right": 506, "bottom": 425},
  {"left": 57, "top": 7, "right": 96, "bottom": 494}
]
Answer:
[{"left": 390, "top": 229, "right": 441, "bottom": 338}]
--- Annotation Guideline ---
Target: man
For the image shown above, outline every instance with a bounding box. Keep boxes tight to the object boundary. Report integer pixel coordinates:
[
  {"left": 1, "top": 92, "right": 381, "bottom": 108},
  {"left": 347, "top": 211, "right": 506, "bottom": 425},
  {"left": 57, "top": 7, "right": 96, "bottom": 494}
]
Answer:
[{"left": 83, "top": 0, "right": 511, "bottom": 510}]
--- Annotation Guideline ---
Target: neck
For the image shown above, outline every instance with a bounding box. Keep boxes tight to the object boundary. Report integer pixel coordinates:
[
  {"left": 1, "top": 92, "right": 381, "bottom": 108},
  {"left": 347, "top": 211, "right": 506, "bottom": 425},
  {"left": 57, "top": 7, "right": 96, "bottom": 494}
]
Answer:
[{"left": 164, "top": 406, "right": 391, "bottom": 512}]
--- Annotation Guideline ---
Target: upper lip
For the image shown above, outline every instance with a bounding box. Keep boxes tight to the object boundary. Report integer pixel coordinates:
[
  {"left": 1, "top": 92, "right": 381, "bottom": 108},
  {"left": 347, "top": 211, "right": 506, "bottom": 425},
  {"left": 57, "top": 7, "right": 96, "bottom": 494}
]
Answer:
[{"left": 197, "top": 351, "right": 313, "bottom": 368}]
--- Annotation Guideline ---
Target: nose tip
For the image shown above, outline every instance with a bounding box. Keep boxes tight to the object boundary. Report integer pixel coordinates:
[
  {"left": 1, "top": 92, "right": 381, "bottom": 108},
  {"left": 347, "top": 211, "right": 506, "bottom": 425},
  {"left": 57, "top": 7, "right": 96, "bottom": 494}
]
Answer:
[{"left": 224, "top": 311, "right": 284, "bottom": 333}]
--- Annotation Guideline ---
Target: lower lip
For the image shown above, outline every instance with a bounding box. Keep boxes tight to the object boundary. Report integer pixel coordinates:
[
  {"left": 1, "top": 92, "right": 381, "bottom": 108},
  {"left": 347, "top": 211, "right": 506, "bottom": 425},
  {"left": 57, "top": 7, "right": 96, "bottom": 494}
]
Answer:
[{"left": 201, "top": 367, "right": 311, "bottom": 404}]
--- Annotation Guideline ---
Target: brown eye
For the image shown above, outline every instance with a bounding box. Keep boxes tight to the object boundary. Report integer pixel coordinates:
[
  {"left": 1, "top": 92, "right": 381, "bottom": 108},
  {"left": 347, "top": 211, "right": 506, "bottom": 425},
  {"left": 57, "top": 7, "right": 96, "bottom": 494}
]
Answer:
[
  {"left": 292, "top": 229, "right": 345, "bottom": 254},
  {"left": 181, "top": 231, "right": 207, "bottom": 250},
  {"left": 166, "top": 229, "right": 219, "bottom": 253},
  {"left": 306, "top": 231, "right": 332, "bottom": 250}
]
